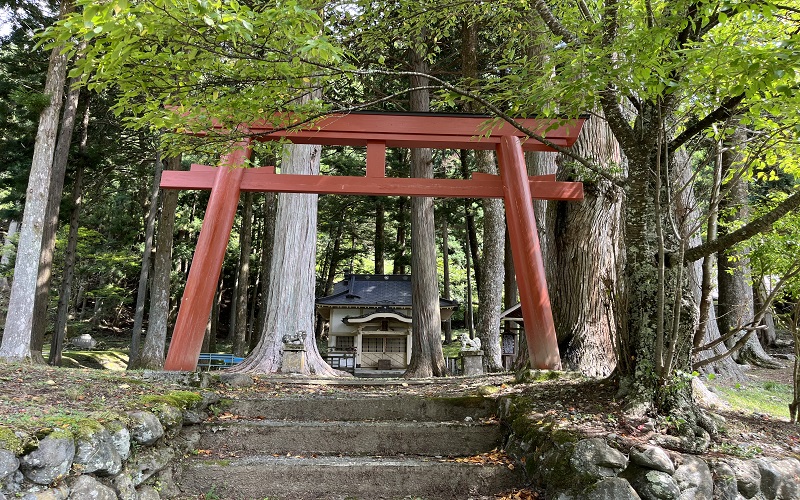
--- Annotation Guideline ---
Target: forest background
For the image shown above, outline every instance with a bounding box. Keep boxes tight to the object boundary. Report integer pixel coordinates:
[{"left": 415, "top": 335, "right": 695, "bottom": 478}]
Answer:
[{"left": 1, "top": 0, "right": 800, "bottom": 441}]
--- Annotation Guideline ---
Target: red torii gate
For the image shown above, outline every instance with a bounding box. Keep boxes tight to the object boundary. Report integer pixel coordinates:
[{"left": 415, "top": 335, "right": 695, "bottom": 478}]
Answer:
[{"left": 161, "top": 112, "right": 586, "bottom": 372}]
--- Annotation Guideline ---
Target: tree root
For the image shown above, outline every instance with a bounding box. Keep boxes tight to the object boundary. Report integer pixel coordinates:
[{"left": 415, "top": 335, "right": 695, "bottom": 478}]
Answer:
[{"left": 737, "top": 343, "right": 784, "bottom": 369}]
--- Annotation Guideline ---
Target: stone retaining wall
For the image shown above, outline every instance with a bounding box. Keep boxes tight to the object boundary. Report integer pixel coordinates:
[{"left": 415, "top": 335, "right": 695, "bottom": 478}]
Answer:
[
  {"left": 0, "top": 392, "right": 215, "bottom": 500},
  {"left": 498, "top": 396, "right": 800, "bottom": 500}
]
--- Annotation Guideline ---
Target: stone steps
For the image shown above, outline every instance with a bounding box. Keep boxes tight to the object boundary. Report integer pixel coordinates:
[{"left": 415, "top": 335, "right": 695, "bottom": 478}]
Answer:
[
  {"left": 196, "top": 419, "right": 503, "bottom": 457},
  {"left": 176, "top": 455, "right": 520, "bottom": 500},
  {"left": 225, "top": 395, "right": 494, "bottom": 422},
  {"left": 176, "top": 394, "right": 522, "bottom": 499}
]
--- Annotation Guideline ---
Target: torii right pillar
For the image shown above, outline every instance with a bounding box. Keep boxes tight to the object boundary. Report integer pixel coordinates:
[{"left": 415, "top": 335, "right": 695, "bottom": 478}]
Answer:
[{"left": 497, "top": 135, "right": 562, "bottom": 370}]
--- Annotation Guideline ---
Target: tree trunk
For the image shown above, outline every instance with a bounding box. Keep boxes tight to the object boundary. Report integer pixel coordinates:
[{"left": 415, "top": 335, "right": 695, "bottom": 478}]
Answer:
[
  {"left": 50, "top": 97, "right": 90, "bottom": 366},
  {"left": 503, "top": 228, "right": 517, "bottom": 335},
  {"left": 0, "top": 0, "right": 72, "bottom": 362},
  {"left": 441, "top": 217, "right": 452, "bottom": 344},
  {"left": 393, "top": 197, "right": 409, "bottom": 274},
  {"left": 404, "top": 47, "right": 445, "bottom": 378},
  {"left": 754, "top": 280, "right": 777, "bottom": 347},
  {"left": 375, "top": 200, "right": 385, "bottom": 274},
  {"left": 231, "top": 134, "right": 344, "bottom": 376},
  {"left": 465, "top": 222, "right": 474, "bottom": 339},
  {"left": 129, "top": 152, "right": 163, "bottom": 367},
  {"left": 137, "top": 156, "right": 181, "bottom": 370},
  {"left": 233, "top": 192, "right": 254, "bottom": 357},
  {"left": 716, "top": 128, "right": 781, "bottom": 368},
  {"left": 465, "top": 203, "right": 482, "bottom": 293},
  {"left": 30, "top": 76, "right": 82, "bottom": 358},
  {"left": 474, "top": 150, "right": 505, "bottom": 372},
  {"left": 545, "top": 114, "right": 622, "bottom": 377},
  {"left": 255, "top": 192, "right": 277, "bottom": 345},
  {"left": 0, "top": 220, "right": 18, "bottom": 327}
]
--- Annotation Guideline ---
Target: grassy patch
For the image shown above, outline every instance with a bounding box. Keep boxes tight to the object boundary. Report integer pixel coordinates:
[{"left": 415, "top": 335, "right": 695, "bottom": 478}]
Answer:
[
  {"left": 0, "top": 361, "right": 200, "bottom": 436},
  {"left": 716, "top": 381, "right": 793, "bottom": 419}
]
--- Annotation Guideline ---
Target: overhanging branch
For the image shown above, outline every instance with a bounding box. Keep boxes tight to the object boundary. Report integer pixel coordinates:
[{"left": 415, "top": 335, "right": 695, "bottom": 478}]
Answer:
[{"left": 681, "top": 190, "right": 800, "bottom": 262}]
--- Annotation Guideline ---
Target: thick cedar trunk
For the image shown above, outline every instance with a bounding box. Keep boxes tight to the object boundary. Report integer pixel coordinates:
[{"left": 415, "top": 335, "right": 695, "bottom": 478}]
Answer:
[
  {"left": 461, "top": 23, "right": 498, "bottom": 356},
  {"left": 0, "top": 0, "right": 72, "bottom": 361},
  {"left": 233, "top": 192, "right": 254, "bottom": 357},
  {"left": 130, "top": 153, "right": 164, "bottom": 367},
  {"left": 30, "top": 76, "right": 82, "bottom": 357},
  {"left": 50, "top": 99, "right": 90, "bottom": 366},
  {"left": 255, "top": 192, "right": 277, "bottom": 345},
  {"left": 716, "top": 128, "right": 781, "bottom": 368},
  {"left": 375, "top": 200, "right": 385, "bottom": 274},
  {"left": 137, "top": 156, "right": 181, "bottom": 370},
  {"left": 546, "top": 115, "right": 622, "bottom": 377},
  {"left": 405, "top": 47, "right": 445, "bottom": 378},
  {"left": 474, "top": 149, "right": 505, "bottom": 371},
  {"left": 231, "top": 132, "right": 344, "bottom": 376},
  {"left": 441, "top": 217, "right": 452, "bottom": 343}
]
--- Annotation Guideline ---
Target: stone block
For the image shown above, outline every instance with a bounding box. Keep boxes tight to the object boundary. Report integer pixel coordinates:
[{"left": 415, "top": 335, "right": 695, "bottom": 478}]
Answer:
[
  {"left": 462, "top": 351, "right": 484, "bottom": 376},
  {"left": 282, "top": 347, "right": 307, "bottom": 374}
]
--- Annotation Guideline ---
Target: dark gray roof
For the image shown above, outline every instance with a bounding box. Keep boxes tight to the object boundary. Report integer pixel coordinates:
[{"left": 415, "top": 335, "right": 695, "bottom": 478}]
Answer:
[{"left": 316, "top": 274, "right": 458, "bottom": 309}]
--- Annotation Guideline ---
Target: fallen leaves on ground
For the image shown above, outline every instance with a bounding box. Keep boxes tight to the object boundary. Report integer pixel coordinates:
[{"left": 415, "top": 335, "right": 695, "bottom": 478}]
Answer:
[
  {"left": 451, "top": 448, "right": 515, "bottom": 469},
  {"left": 496, "top": 489, "right": 540, "bottom": 499}
]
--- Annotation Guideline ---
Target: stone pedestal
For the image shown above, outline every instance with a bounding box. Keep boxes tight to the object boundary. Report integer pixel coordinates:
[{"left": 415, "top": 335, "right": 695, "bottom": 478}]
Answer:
[
  {"left": 461, "top": 350, "right": 484, "bottom": 376},
  {"left": 282, "top": 345, "right": 307, "bottom": 374}
]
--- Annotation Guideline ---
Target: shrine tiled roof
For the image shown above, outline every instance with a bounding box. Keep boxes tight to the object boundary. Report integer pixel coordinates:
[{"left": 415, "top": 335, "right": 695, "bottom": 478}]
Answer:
[{"left": 316, "top": 274, "right": 458, "bottom": 309}]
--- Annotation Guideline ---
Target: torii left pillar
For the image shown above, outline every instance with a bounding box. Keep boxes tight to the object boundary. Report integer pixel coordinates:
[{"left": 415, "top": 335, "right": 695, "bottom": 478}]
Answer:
[{"left": 164, "top": 141, "right": 252, "bottom": 370}]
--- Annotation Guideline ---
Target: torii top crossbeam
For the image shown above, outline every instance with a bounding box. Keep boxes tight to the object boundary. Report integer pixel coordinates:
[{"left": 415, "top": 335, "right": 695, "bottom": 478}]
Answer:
[{"left": 161, "top": 111, "right": 586, "bottom": 372}]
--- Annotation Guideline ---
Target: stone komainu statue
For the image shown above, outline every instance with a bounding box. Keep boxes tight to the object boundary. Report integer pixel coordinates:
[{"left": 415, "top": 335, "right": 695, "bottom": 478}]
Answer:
[
  {"left": 282, "top": 330, "right": 307, "bottom": 346},
  {"left": 459, "top": 333, "right": 481, "bottom": 352}
]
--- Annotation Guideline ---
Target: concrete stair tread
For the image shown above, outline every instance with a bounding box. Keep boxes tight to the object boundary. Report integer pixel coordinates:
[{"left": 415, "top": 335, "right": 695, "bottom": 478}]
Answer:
[
  {"left": 177, "top": 454, "right": 522, "bottom": 500},
  {"left": 194, "top": 419, "right": 502, "bottom": 457},
  {"left": 225, "top": 395, "right": 495, "bottom": 422}
]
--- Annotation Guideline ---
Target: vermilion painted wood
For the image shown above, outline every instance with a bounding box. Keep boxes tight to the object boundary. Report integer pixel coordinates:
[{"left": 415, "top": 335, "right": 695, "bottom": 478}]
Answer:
[
  {"left": 160, "top": 170, "right": 582, "bottom": 200},
  {"left": 366, "top": 141, "right": 386, "bottom": 178},
  {"left": 163, "top": 114, "right": 585, "bottom": 372},
  {"left": 228, "top": 113, "right": 585, "bottom": 151},
  {"left": 163, "top": 142, "right": 253, "bottom": 371},
  {"left": 497, "top": 135, "right": 562, "bottom": 370}
]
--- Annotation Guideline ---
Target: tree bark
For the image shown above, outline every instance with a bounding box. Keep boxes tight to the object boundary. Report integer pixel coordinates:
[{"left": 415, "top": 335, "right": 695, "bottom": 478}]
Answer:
[
  {"left": 464, "top": 221, "right": 474, "bottom": 339},
  {"left": 233, "top": 192, "right": 254, "bottom": 357},
  {"left": 441, "top": 217, "right": 452, "bottom": 344},
  {"left": 0, "top": 220, "right": 18, "bottom": 327},
  {"left": 393, "top": 197, "right": 409, "bottom": 274},
  {"left": 30, "top": 75, "right": 82, "bottom": 358},
  {"left": 716, "top": 128, "right": 781, "bottom": 368},
  {"left": 375, "top": 200, "right": 385, "bottom": 274},
  {"left": 0, "top": 0, "right": 72, "bottom": 362},
  {"left": 754, "top": 281, "right": 777, "bottom": 347},
  {"left": 404, "top": 46, "right": 445, "bottom": 378},
  {"left": 546, "top": 114, "right": 622, "bottom": 377},
  {"left": 474, "top": 149, "right": 505, "bottom": 372},
  {"left": 50, "top": 96, "right": 90, "bottom": 366},
  {"left": 231, "top": 132, "right": 344, "bottom": 376},
  {"left": 137, "top": 156, "right": 181, "bottom": 370},
  {"left": 129, "top": 152, "right": 163, "bottom": 367},
  {"left": 255, "top": 192, "right": 277, "bottom": 345}
]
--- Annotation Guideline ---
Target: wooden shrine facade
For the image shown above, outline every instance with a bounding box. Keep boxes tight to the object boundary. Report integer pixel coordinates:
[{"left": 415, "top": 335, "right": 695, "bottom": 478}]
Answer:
[{"left": 160, "top": 112, "right": 586, "bottom": 372}]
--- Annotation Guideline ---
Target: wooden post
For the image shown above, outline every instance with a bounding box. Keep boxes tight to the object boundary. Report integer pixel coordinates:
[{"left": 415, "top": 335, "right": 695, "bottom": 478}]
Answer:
[
  {"left": 164, "top": 142, "right": 252, "bottom": 371},
  {"left": 496, "top": 135, "right": 562, "bottom": 370}
]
